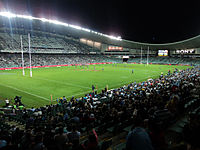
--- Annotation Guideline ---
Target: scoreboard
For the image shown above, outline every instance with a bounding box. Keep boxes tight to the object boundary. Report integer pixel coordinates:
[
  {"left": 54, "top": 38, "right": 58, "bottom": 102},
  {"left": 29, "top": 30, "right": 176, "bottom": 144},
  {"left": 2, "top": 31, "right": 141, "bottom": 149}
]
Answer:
[
  {"left": 158, "top": 50, "right": 168, "bottom": 56},
  {"left": 108, "top": 46, "right": 123, "bottom": 51}
]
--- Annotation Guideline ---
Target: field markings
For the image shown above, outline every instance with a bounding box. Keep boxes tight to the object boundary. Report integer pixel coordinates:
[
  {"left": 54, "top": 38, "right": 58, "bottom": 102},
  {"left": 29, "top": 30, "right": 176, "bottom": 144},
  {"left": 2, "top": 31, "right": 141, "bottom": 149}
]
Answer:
[
  {"left": 0, "top": 73, "right": 17, "bottom": 75},
  {"left": 0, "top": 81, "right": 93, "bottom": 103},
  {"left": 32, "top": 76, "right": 91, "bottom": 90},
  {"left": 0, "top": 83, "right": 50, "bottom": 102}
]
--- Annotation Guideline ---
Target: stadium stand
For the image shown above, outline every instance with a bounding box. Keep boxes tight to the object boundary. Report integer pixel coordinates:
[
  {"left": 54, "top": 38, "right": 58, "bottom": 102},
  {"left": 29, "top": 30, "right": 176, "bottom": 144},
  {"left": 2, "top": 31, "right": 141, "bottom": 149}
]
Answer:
[
  {"left": 0, "top": 66, "right": 199, "bottom": 149},
  {"left": 0, "top": 31, "right": 99, "bottom": 54},
  {"left": 0, "top": 14, "right": 200, "bottom": 150},
  {"left": 0, "top": 53, "right": 121, "bottom": 68},
  {"left": 129, "top": 57, "right": 200, "bottom": 65},
  {"left": 1, "top": 52, "right": 199, "bottom": 69}
]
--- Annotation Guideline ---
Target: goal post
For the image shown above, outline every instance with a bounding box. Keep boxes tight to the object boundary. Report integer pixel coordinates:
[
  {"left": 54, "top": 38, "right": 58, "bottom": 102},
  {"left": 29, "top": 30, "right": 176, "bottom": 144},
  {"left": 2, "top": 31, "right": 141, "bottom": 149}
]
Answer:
[
  {"left": 20, "top": 35, "right": 25, "bottom": 76},
  {"left": 147, "top": 46, "right": 149, "bottom": 65},
  {"left": 140, "top": 47, "right": 142, "bottom": 64},
  {"left": 28, "top": 33, "right": 32, "bottom": 77}
]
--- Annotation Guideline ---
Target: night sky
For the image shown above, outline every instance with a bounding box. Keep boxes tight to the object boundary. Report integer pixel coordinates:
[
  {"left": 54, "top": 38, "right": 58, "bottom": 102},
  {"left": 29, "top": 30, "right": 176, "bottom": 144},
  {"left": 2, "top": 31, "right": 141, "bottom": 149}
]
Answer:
[{"left": 1, "top": 0, "right": 200, "bottom": 44}]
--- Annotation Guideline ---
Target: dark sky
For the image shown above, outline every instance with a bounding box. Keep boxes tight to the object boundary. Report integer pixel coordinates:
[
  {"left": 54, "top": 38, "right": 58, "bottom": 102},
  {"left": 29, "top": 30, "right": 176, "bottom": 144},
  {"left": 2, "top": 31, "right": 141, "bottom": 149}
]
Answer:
[{"left": 1, "top": 0, "right": 200, "bottom": 44}]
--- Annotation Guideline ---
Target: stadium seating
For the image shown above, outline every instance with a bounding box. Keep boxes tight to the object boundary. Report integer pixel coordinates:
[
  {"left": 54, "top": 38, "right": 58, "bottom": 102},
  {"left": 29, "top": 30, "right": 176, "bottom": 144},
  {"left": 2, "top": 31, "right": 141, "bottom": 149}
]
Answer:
[
  {"left": 0, "top": 30, "right": 99, "bottom": 54},
  {"left": 0, "top": 18, "right": 200, "bottom": 150},
  {"left": 0, "top": 66, "right": 199, "bottom": 149},
  {"left": 1, "top": 52, "right": 200, "bottom": 69},
  {"left": 0, "top": 53, "right": 121, "bottom": 68},
  {"left": 129, "top": 57, "right": 200, "bottom": 65},
  {"left": 1, "top": 14, "right": 200, "bottom": 150}
]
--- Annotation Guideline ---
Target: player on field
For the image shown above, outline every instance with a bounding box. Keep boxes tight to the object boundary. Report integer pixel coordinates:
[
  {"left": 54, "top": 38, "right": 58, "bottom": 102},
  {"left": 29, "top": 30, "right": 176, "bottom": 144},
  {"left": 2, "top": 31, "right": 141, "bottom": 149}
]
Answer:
[{"left": 92, "top": 85, "right": 95, "bottom": 92}]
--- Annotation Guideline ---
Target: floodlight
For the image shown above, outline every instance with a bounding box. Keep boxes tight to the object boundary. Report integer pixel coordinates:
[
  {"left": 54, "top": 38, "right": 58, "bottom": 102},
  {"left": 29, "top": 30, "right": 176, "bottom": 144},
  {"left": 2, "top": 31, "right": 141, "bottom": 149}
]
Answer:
[
  {"left": 0, "top": 11, "right": 123, "bottom": 41},
  {"left": 40, "top": 18, "right": 48, "bottom": 22},
  {"left": 107, "top": 35, "right": 122, "bottom": 41},
  {"left": 59, "top": 22, "right": 69, "bottom": 27},
  {"left": 69, "top": 24, "right": 81, "bottom": 30},
  {"left": 16, "top": 14, "right": 35, "bottom": 20},
  {"left": 23, "top": 15, "right": 34, "bottom": 20},
  {"left": 0, "top": 12, "right": 16, "bottom": 18},
  {"left": 48, "top": 19, "right": 62, "bottom": 25},
  {"left": 92, "top": 31, "right": 98, "bottom": 34},
  {"left": 81, "top": 28, "right": 90, "bottom": 32},
  {"left": 117, "top": 36, "right": 122, "bottom": 39}
]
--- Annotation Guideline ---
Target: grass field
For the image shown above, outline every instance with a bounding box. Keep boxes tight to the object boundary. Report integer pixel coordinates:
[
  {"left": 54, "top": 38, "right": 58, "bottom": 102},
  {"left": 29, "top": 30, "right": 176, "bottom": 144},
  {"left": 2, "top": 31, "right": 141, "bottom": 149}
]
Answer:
[{"left": 0, "top": 64, "right": 192, "bottom": 108}]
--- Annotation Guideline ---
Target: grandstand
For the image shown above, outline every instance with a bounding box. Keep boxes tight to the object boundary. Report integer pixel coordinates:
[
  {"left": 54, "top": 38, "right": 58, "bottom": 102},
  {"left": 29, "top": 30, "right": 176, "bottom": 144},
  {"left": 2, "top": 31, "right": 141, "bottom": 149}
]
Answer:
[{"left": 0, "top": 12, "right": 200, "bottom": 150}]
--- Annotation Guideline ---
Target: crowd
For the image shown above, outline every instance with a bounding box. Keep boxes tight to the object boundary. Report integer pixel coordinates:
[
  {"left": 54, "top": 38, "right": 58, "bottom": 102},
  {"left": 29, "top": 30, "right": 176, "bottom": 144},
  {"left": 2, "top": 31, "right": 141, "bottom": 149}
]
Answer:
[
  {"left": 0, "top": 32, "right": 98, "bottom": 54},
  {"left": 1, "top": 52, "right": 199, "bottom": 69},
  {"left": 0, "top": 65, "right": 199, "bottom": 149},
  {"left": 129, "top": 57, "right": 200, "bottom": 66},
  {"left": 0, "top": 54, "right": 120, "bottom": 68}
]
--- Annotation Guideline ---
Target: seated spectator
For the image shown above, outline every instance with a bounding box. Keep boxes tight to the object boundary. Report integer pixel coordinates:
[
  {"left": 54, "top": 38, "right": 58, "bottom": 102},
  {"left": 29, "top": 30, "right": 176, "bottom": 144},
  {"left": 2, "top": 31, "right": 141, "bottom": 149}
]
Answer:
[
  {"left": 126, "top": 119, "right": 154, "bottom": 150},
  {"left": 68, "top": 126, "right": 81, "bottom": 149},
  {"left": 31, "top": 133, "right": 46, "bottom": 150},
  {"left": 149, "top": 122, "right": 167, "bottom": 150},
  {"left": 82, "top": 129, "right": 98, "bottom": 150},
  {"left": 54, "top": 127, "right": 69, "bottom": 150},
  {"left": 183, "top": 113, "right": 200, "bottom": 150}
]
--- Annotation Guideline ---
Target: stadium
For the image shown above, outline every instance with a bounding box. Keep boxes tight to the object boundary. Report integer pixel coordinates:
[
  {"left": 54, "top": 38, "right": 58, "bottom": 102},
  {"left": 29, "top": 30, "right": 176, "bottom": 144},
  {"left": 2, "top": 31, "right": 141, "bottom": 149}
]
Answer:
[{"left": 0, "top": 10, "right": 199, "bottom": 150}]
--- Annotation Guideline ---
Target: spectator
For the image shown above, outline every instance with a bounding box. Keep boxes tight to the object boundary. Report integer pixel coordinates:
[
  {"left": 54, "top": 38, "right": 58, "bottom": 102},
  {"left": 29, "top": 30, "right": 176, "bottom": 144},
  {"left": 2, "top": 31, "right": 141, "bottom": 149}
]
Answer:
[
  {"left": 54, "top": 127, "right": 69, "bottom": 150},
  {"left": 126, "top": 119, "right": 154, "bottom": 150}
]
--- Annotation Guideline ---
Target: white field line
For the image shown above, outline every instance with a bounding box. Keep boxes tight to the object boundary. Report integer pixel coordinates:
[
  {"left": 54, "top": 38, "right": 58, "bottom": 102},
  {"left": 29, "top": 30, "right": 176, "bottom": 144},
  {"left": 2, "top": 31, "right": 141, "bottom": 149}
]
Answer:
[
  {"left": 0, "top": 83, "right": 50, "bottom": 102},
  {"left": 0, "top": 82, "right": 92, "bottom": 102},
  {"left": 0, "top": 72, "right": 161, "bottom": 104},
  {"left": 33, "top": 76, "right": 91, "bottom": 90}
]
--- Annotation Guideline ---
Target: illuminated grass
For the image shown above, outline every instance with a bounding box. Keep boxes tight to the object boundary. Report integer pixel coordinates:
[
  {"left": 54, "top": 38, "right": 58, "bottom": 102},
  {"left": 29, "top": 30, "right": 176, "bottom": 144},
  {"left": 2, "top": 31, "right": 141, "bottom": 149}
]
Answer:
[{"left": 0, "top": 64, "right": 191, "bottom": 108}]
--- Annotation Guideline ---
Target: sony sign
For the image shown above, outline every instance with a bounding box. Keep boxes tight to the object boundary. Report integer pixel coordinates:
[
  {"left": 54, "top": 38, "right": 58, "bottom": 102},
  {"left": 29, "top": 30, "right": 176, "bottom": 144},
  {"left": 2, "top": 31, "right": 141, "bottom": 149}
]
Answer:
[{"left": 176, "top": 49, "right": 195, "bottom": 54}]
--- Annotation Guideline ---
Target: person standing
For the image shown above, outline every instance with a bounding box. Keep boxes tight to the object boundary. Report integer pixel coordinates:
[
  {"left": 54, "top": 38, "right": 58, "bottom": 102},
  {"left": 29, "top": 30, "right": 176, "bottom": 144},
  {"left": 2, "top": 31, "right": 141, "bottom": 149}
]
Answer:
[
  {"left": 54, "top": 127, "right": 69, "bottom": 150},
  {"left": 5, "top": 98, "right": 10, "bottom": 107},
  {"left": 92, "top": 85, "right": 95, "bottom": 92}
]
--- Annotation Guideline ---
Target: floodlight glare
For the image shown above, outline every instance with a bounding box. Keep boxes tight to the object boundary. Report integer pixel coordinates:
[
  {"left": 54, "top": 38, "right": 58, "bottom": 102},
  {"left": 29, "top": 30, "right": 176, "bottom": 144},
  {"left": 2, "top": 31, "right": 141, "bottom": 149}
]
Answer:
[
  {"left": 106, "top": 35, "right": 122, "bottom": 41},
  {"left": 0, "top": 12, "right": 16, "bottom": 18},
  {"left": 48, "top": 20, "right": 62, "bottom": 24},
  {"left": 59, "top": 22, "right": 69, "bottom": 27},
  {"left": 81, "top": 28, "right": 90, "bottom": 32},
  {"left": 20, "top": 15, "right": 34, "bottom": 20},
  {"left": 69, "top": 24, "right": 81, "bottom": 30},
  {"left": 40, "top": 18, "right": 48, "bottom": 22},
  {"left": 0, "top": 11, "right": 122, "bottom": 41}
]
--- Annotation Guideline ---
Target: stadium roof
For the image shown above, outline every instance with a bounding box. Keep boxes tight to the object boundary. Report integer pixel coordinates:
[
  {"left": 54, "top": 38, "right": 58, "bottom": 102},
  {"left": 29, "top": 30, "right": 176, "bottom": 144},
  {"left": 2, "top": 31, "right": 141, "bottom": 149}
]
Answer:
[
  {"left": 76, "top": 31, "right": 200, "bottom": 50},
  {"left": 107, "top": 35, "right": 200, "bottom": 50},
  {"left": 0, "top": 11, "right": 200, "bottom": 50}
]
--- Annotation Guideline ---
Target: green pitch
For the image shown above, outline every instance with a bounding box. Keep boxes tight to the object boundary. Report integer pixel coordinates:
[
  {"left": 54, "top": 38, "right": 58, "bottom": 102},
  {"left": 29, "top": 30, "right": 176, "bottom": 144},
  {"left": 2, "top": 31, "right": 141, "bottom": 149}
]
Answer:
[{"left": 0, "top": 64, "right": 192, "bottom": 108}]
